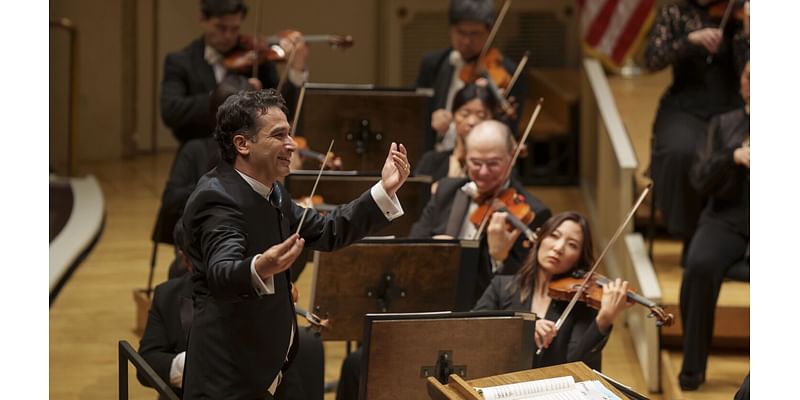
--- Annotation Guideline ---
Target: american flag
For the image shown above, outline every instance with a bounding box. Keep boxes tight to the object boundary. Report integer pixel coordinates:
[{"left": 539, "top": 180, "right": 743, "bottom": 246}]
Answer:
[{"left": 578, "top": 0, "right": 657, "bottom": 69}]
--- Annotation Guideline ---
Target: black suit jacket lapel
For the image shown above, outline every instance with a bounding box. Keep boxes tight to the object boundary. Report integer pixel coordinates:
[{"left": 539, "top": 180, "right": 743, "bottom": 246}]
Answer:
[
  {"left": 445, "top": 189, "right": 470, "bottom": 237},
  {"left": 433, "top": 50, "right": 455, "bottom": 110},
  {"left": 191, "top": 38, "right": 218, "bottom": 92}
]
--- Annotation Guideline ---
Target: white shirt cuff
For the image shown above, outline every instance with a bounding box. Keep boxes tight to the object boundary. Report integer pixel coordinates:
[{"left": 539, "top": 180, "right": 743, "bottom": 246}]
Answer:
[
  {"left": 370, "top": 182, "right": 404, "bottom": 221},
  {"left": 169, "top": 351, "right": 186, "bottom": 388},
  {"left": 250, "top": 254, "right": 275, "bottom": 295},
  {"left": 288, "top": 68, "right": 309, "bottom": 87}
]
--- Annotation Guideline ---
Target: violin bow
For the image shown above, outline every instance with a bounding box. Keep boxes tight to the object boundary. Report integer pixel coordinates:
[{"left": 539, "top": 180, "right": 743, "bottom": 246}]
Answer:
[
  {"left": 472, "top": 97, "right": 543, "bottom": 240},
  {"left": 290, "top": 84, "right": 306, "bottom": 137},
  {"left": 706, "top": 0, "right": 736, "bottom": 64},
  {"left": 505, "top": 50, "right": 529, "bottom": 100},
  {"left": 251, "top": 0, "right": 264, "bottom": 79},
  {"left": 295, "top": 139, "right": 335, "bottom": 235},
  {"left": 473, "top": 0, "right": 515, "bottom": 116},
  {"left": 477, "top": 0, "right": 512, "bottom": 65},
  {"left": 276, "top": 45, "right": 298, "bottom": 93},
  {"left": 536, "top": 184, "right": 652, "bottom": 355}
]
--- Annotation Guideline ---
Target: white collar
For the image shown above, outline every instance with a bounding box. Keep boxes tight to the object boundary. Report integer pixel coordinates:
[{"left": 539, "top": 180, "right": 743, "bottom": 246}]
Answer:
[
  {"left": 234, "top": 169, "right": 273, "bottom": 199},
  {"left": 204, "top": 44, "right": 223, "bottom": 65},
  {"left": 449, "top": 50, "right": 465, "bottom": 68}
]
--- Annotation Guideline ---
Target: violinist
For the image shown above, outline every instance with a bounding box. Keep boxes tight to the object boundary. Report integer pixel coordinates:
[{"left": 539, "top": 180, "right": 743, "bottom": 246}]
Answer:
[
  {"left": 416, "top": 0, "right": 526, "bottom": 152},
  {"left": 644, "top": 0, "right": 749, "bottom": 262},
  {"left": 414, "top": 82, "right": 498, "bottom": 193},
  {"left": 409, "top": 120, "right": 550, "bottom": 301},
  {"left": 161, "top": 0, "right": 308, "bottom": 144},
  {"left": 679, "top": 59, "right": 749, "bottom": 391},
  {"left": 473, "top": 211, "right": 633, "bottom": 371}
]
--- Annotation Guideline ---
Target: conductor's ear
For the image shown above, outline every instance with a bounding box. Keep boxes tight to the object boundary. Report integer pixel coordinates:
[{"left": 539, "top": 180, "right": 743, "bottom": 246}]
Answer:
[{"left": 233, "top": 134, "right": 250, "bottom": 157}]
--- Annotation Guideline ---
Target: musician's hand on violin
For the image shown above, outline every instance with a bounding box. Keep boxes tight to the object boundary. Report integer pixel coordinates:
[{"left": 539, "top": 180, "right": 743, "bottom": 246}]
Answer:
[
  {"left": 431, "top": 109, "right": 453, "bottom": 136},
  {"left": 487, "top": 212, "right": 520, "bottom": 263},
  {"left": 247, "top": 77, "right": 263, "bottom": 90},
  {"left": 688, "top": 28, "right": 722, "bottom": 54},
  {"left": 326, "top": 155, "right": 343, "bottom": 171},
  {"left": 280, "top": 31, "right": 309, "bottom": 72},
  {"left": 255, "top": 233, "right": 305, "bottom": 280},
  {"left": 733, "top": 142, "right": 750, "bottom": 168},
  {"left": 534, "top": 319, "right": 557, "bottom": 350},
  {"left": 596, "top": 278, "right": 633, "bottom": 333},
  {"left": 380, "top": 142, "right": 410, "bottom": 198}
]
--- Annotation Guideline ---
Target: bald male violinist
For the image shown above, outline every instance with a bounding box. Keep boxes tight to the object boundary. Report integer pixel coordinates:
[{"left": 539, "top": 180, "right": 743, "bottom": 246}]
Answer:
[{"left": 409, "top": 120, "right": 549, "bottom": 302}]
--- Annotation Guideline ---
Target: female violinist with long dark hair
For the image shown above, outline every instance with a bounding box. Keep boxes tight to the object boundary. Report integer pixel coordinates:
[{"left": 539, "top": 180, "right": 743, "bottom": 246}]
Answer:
[{"left": 474, "top": 211, "right": 633, "bottom": 370}]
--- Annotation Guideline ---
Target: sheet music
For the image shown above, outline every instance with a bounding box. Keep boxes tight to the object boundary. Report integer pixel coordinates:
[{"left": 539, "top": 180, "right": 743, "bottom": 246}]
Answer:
[{"left": 477, "top": 377, "right": 620, "bottom": 400}]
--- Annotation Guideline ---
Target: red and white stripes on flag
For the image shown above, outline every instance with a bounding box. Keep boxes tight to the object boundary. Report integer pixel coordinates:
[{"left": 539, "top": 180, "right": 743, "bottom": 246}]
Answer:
[{"left": 578, "top": 0, "right": 656, "bottom": 70}]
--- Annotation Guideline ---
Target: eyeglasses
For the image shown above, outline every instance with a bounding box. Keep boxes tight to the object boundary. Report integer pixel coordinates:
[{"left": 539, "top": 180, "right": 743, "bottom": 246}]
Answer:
[{"left": 466, "top": 157, "right": 507, "bottom": 171}]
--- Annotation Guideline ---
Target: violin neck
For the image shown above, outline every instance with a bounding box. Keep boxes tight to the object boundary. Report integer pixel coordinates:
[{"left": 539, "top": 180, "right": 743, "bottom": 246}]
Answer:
[
  {"left": 593, "top": 277, "right": 656, "bottom": 308},
  {"left": 479, "top": 70, "right": 515, "bottom": 114},
  {"left": 497, "top": 206, "right": 537, "bottom": 242},
  {"left": 299, "top": 148, "right": 326, "bottom": 163}
]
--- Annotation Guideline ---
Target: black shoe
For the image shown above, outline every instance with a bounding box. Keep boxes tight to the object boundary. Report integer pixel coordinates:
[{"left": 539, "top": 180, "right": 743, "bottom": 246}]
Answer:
[{"left": 679, "top": 371, "right": 705, "bottom": 391}]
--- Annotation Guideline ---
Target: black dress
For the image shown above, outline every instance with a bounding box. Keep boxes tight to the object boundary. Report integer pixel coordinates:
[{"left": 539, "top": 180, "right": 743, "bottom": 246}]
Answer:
[
  {"left": 644, "top": 2, "right": 747, "bottom": 238},
  {"left": 473, "top": 275, "right": 611, "bottom": 371}
]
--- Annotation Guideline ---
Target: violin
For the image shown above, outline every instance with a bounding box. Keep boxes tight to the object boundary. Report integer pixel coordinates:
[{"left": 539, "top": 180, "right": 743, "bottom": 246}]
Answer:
[
  {"left": 469, "top": 187, "right": 534, "bottom": 230},
  {"left": 294, "top": 136, "right": 343, "bottom": 170},
  {"left": 223, "top": 31, "right": 354, "bottom": 73},
  {"left": 707, "top": 0, "right": 746, "bottom": 23},
  {"left": 548, "top": 270, "right": 675, "bottom": 327}
]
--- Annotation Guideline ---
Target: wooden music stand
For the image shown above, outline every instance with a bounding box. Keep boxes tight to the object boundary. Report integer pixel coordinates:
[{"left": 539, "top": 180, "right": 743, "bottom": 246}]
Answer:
[
  {"left": 284, "top": 171, "right": 431, "bottom": 237},
  {"left": 358, "top": 311, "right": 536, "bottom": 400},
  {"left": 426, "top": 361, "right": 628, "bottom": 400},
  {"left": 299, "top": 83, "right": 433, "bottom": 171},
  {"left": 309, "top": 239, "right": 481, "bottom": 341}
]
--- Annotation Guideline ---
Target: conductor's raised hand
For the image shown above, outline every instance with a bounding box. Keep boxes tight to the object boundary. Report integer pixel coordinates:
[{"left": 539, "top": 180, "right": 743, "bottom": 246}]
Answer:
[
  {"left": 255, "top": 233, "right": 305, "bottom": 280},
  {"left": 380, "top": 142, "right": 410, "bottom": 198}
]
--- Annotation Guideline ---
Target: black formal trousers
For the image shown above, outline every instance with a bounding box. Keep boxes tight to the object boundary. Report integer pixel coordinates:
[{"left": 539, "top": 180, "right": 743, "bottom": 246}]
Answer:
[{"left": 680, "top": 220, "right": 748, "bottom": 375}]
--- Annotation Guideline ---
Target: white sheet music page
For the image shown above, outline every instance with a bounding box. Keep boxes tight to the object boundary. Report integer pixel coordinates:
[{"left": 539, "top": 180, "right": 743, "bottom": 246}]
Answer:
[{"left": 476, "top": 377, "right": 621, "bottom": 400}]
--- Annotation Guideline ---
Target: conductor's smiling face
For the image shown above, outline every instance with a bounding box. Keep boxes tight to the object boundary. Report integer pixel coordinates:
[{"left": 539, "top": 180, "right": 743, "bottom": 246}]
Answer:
[{"left": 243, "top": 108, "right": 297, "bottom": 181}]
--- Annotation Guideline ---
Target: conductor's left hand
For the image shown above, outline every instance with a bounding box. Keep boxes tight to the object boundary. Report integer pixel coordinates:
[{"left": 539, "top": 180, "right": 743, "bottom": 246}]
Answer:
[{"left": 380, "top": 142, "right": 410, "bottom": 198}]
